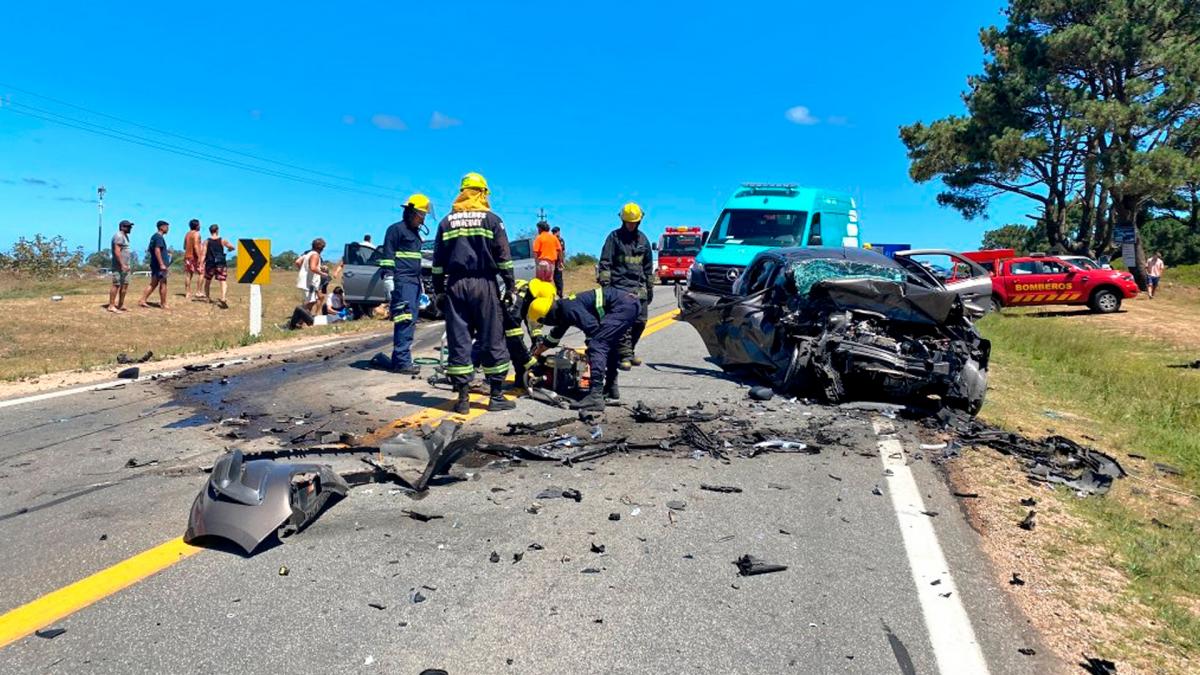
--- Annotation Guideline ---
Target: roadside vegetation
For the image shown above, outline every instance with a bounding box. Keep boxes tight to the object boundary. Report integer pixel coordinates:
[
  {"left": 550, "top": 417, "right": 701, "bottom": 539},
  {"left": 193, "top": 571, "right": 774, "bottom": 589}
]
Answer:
[
  {"left": 0, "top": 273, "right": 387, "bottom": 382},
  {"left": 971, "top": 285, "right": 1200, "bottom": 672}
]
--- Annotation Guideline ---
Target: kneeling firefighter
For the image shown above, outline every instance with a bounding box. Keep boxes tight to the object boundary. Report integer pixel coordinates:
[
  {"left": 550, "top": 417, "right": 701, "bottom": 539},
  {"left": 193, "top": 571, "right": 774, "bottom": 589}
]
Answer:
[
  {"left": 432, "top": 172, "right": 516, "bottom": 414},
  {"left": 526, "top": 279, "right": 639, "bottom": 411},
  {"left": 379, "top": 194, "right": 431, "bottom": 375}
]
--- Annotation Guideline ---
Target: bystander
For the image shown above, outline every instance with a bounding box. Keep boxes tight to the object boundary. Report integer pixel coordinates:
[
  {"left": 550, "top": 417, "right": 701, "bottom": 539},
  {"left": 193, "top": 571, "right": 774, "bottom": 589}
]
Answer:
[
  {"left": 203, "top": 224, "right": 236, "bottom": 308},
  {"left": 138, "top": 220, "right": 171, "bottom": 310},
  {"left": 1146, "top": 251, "right": 1167, "bottom": 299},
  {"left": 106, "top": 220, "right": 134, "bottom": 313}
]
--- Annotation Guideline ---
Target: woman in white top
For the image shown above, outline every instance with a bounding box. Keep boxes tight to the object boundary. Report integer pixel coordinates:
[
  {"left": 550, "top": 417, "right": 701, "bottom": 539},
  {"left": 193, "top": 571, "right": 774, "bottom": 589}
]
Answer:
[{"left": 295, "top": 238, "right": 328, "bottom": 312}]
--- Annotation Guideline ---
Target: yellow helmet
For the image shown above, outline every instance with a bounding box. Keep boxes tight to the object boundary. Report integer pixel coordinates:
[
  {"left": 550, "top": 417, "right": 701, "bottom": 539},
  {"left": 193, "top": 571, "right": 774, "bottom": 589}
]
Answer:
[
  {"left": 526, "top": 278, "right": 557, "bottom": 324},
  {"left": 406, "top": 194, "right": 432, "bottom": 214},
  {"left": 619, "top": 202, "right": 644, "bottom": 223},
  {"left": 460, "top": 172, "right": 489, "bottom": 193}
]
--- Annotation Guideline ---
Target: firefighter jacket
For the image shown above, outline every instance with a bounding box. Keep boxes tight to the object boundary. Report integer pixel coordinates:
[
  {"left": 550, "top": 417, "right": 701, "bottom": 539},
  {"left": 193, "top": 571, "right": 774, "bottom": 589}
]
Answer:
[
  {"left": 431, "top": 210, "right": 514, "bottom": 293},
  {"left": 378, "top": 221, "right": 423, "bottom": 280},
  {"left": 540, "top": 287, "right": 629, "bottom": 346},
  {"left": 598, "top": 226, "right": 654, "bottom": 299}
]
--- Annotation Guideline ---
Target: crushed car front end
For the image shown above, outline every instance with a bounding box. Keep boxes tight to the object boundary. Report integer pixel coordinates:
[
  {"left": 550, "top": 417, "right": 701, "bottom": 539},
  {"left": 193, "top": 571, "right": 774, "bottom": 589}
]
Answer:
[{"left": 683, "top": 248, "right": 991, "bottom": 414}]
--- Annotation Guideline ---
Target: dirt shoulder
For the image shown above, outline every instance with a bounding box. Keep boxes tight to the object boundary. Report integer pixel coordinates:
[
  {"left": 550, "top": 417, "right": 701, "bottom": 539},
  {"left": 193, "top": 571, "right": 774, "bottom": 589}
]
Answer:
[{"left": 949, "top": 296, "right": 1200, "bottom": 674}]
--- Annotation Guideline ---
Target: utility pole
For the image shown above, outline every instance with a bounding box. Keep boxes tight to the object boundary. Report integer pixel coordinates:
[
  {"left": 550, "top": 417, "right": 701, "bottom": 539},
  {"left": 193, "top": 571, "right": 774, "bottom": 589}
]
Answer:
[
  {"left": 536, "top": 207, "right": 549, "bottom": 227},
  {"left": 96, "top": 185, "right": 106, "bottom": 253}
]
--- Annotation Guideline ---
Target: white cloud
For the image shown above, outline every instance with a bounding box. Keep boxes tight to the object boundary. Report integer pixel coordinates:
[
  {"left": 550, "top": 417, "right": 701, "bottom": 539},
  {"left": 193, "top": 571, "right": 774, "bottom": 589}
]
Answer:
[
  {"left": 429, "top": 111, "right": 462, "bottom": 130},
  {"left": 784, "top": 105, "right": 819, "bottom": 125},
  {"left": 371, "top": 113, "right": 407, "bottom": 131},
  {"left": 342, "top": 114, "right": 356, "bottom": 125}
]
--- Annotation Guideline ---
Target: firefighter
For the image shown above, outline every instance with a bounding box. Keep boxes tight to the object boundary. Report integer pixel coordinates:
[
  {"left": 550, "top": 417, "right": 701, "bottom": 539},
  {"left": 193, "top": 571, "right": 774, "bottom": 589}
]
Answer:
[
  {"left": 432, "top": 172, "right": 516, "bottom": 414},
  {"left": 471, "top": 278, "right": 537, "bottom": 390},
  {"left": 598, "top": 202, "right": 654, "bottom": 370},
  {"left": 527, "top": 279, "right": 639, "bottom": 411},
  {"left": 379, "top": 194, "right": 431, "bottom": 375}
]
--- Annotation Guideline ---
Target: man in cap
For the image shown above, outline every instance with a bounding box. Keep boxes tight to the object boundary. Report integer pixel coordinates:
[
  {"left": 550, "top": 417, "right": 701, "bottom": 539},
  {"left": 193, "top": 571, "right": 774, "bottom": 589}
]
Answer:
[
  {"left": 526, "top": 279, "right": 639, "bottom": 412},
  {"left": 107, "top": 220, "right": 134, "bottom": 312},
  {"left": 139, "top": 220, "right": 172, "bottom": 309},
  {"left": 597, "top": 202, "right": 654, "bottom": 369},
  {"left": 431, "top": 172, "right": 516, "bottom": 413},
  {"left": 379, "top": 194, "right": 432, "bottom": 375}
]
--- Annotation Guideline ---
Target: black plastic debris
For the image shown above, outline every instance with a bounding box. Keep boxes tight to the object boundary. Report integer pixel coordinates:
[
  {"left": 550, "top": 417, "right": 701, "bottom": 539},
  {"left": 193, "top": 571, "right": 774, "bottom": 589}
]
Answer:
[
  {"left": 117, "top": 367, "right": 139, "bottom": 379},
  {"left": 403, "top": 509, "right": 443, "bottom": 523},
  {"left": 512, "top": 552, "right": 523, "bottom": 564},
  {"left": 124, "top": 458, "right": 157, "bottom": 469},
  {"left": 116, "top": 350, "right": 153, "bottom": 364},
  {"left": 505, "top": 418, "right": 575, "bottom": 435},
  {"left": 871, "top": 485, "right": 883, "bottom": 496},
  {"left": 1079, "top": 656, "right": 1117, "bottom": 675},
  {"left": 680, "top": 422, "right": 725, "bottom": 460},
  {"left": 734, "top": 554, "right": 788, "bottom": 576},
  {"left": 630, "top": 400, "right": 718, "bottom": 423},
  {"left": 748, "top": 386, "right": 775, "bottom": 401},
  {"left": 35, "top": 627, "right": 66, "bottom": 639},
  {"left": 920, "top": 510, "right": 938, "bottom": 518},
  {"left": 410, "top": 589, "right": 427, "bottom": 604},
  {"left": 608, "top": 512, "right": 621, "bottom": 521},
  {"left": 489, "top": 551, "right": 500, "bottom": 563},
  {"left": 767, "top": 483, "right": 792, "bottom": 490},
  {"left": 528, "top": 543, "right": 544, "bottom": 550},
  {"left": 590, "top": 542, "right": 606, "bottom": 554},
  {"left": 1009, "top": 572, "right": 1025, "bottom": 586},
  {"left": 368, "top": 602, "right": 386, "bottom": 610},
  {"left": 1018, "top": 648, "right": 1036, "bottom": 656},
  {"left": 666, "top": 500, "right": 686, "bottom": 511},
  {"left": 563, "top": 488, "right": 582, "bottom": 502},
  {"left": 700, "top": 483, "right": 743, "bottom": 493},
  {"left": 1019, "top": 510, "right": 1037, "bottom": 531},
  {"left": 1019, "top": 497, "right": 1037, "bottom": 507},
  {"left": 580, "top": 567, "right": 601, "bottom": 574},
  {"left": 953, "top": 491, "right": 981, "bottom": 499},
  {"left": 959, "top": 429, "right": 1125, "bottom": 496}
]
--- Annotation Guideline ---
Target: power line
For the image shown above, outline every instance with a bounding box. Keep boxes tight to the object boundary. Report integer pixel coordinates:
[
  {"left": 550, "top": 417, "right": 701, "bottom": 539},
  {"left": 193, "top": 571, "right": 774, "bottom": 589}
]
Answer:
[
  {"left": 2, "top": 104, "right": 401, "bottom": 201},
  {"left": 0, "top": 81, "right": 404, "bottom": 195}
]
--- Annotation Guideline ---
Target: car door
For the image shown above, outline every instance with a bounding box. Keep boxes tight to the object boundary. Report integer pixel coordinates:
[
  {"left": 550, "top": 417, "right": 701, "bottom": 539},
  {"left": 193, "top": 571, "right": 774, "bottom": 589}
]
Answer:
[
  {"left": 944, "top": 255, "right": 993, "bottom": 315},
  {"left": 717, "top": 256, "right": 780, "bottom": 368},
  {"left": 1005, "top": 260, "right": 1076, "bottom": 306},
  {"left": 340, "top": 243, "right": 387, "bottom": 304},
  {"left": 508, "top": 238, "right": 535, "bottom": 281}
]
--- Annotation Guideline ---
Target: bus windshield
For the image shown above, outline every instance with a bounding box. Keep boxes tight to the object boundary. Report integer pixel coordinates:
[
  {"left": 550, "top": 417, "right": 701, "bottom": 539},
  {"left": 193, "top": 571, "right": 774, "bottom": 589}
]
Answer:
[
  {"left": 661, "top": 234, "right": 703, "bottom": 255},
  {"left": 712, "top": 209, "right": 810, "bottom": 246}
]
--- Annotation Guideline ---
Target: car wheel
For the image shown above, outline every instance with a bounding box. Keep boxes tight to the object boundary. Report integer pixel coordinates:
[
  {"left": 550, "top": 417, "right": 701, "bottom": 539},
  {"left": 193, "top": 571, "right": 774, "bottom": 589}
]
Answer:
[
  {"left": 1089, "top": 289, "right": 1121, "bottom": 313},
  {"left": 990, "top": 294, "right": 1003, "bottom": 312}
]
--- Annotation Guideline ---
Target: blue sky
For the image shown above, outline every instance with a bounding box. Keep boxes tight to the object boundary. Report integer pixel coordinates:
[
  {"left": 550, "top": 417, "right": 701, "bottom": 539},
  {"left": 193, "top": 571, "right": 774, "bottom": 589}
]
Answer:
[{"left": 0, "top": 1, "right": 1028, "bottom": 259}]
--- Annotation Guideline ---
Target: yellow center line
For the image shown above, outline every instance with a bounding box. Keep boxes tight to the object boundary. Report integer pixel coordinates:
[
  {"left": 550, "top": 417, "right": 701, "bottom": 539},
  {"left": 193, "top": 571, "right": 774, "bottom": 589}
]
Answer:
[
  {"left": 0, "top": 536, "right": 201, "bottom": 649},
  {"left": 0, "top": 306, "right": 683, "bottom": 650}
]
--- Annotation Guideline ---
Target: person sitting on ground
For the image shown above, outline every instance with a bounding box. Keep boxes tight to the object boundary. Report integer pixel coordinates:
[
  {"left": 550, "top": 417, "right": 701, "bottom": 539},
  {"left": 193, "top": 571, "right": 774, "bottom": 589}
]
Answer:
[
  {"left": 295, "top": 238, "right": 329, "bottom": 314},
  {"left": 324, "top": 286, "right": 350, "bottom": 320},
  {"left": 107, "top": 220, "right": 134, "bottom": 313},
  {"left": 203, "top": 224, "right": 235, "bottom": 308},
  {"left": 1146, "top": 251, "right": 1166, "bottom": 299},
  {"left": 139, "top": 220, "right": 172, "bottom": 310}
]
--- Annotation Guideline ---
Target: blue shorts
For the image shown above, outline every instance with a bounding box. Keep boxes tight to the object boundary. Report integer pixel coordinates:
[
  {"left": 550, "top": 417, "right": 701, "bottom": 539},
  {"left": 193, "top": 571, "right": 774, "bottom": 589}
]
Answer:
[
  {"left": 151, "top": 268, "right": 169, "bottom": 281},
  {"left": 1147, "top": 275, "right": 1160, "bottom": 287}
]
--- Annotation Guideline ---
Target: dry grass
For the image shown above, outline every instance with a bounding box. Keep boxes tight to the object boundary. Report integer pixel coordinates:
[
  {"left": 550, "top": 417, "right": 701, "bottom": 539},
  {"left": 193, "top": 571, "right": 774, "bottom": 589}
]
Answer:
[
  {"left": 957, "top": 290, "right": 1200, "bottom": 673},
  {"left": 0, "top": 273, "right": 387, "bottom": 381}
]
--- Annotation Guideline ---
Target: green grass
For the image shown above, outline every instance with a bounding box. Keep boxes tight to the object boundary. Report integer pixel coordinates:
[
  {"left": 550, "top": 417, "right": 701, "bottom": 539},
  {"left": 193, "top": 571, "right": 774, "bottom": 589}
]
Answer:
[
  {"left": 978, "top": 311, "right": 1200, "bottom": 658},
  {"left": 1170, "top": 263, "right": 1200, "bottom": 288}
]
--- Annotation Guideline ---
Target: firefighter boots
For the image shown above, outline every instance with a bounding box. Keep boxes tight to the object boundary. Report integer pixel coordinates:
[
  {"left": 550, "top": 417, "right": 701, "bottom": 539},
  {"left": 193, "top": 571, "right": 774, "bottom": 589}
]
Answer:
[
  {"left": 488, "top": 382, "right": 515, "bottom": 411},
  {"left": 453, "top": 386, "right": 470, "bottom": 415}
]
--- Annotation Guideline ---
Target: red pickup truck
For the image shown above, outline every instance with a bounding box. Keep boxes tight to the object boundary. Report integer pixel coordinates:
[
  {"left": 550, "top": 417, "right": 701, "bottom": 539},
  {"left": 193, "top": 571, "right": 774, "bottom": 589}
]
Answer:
[{"left": 964, "top": 251, "right": 1139, "bottom": 313}]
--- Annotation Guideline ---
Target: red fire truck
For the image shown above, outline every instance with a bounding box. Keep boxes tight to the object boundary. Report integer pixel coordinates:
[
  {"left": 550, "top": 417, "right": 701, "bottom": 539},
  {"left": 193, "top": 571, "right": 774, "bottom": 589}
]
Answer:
[{"left": 656, "top": 227, "right": 706, "bottom": 284}]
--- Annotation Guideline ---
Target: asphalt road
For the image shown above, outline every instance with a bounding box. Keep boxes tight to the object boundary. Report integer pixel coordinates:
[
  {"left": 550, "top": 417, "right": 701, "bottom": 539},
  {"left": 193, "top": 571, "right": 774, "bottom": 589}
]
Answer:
[{"left": 0, "top": 293, "right": 1054, "bottom": 674}]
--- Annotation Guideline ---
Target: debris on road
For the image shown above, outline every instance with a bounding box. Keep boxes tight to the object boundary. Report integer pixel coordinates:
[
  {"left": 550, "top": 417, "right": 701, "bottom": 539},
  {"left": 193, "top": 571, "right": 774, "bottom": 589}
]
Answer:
[
  {"left": 116, "top": 351, "right": 153, "bottom": 364},
  {"left": 403, "top": 509, "right": 443, "bottom": 522},
  {"left": 34, "top": 628, "right": 66, "bottom": 639},
  {"left": 666, "top": 500, "right": 686, "bottom": 511},
  {"left": 700, "top": 483, "right": 743, "bottom": 493},
  {"left": 958, "top": 428, "right": 1126, "bottom": 496},
  {"left": 1010, "top": 572, "right": 1026, "bottom": 586},
  {"left": 117, "top": 367, "right": 139, "bottom": 380},
  {"left": 733, "top": 554, "right": 788, "bottom": 576},
  {"left": 184, "top": 449, "right": 349, "bottom": 554},
  {"left": 1080, "top": 656, "right": 1118, "bottom": 675},
  {"left": 629, "top": 400, "right": 718, "bottom": 423},
  {"left": 1019, "top": 510, "right": 1037, "bottom": 531},
  {"left": 278, "top": 566, "right": 289, "bottom": 576},
  {"left": 748, "top": 386, "right": 775, "bottom": 401}
]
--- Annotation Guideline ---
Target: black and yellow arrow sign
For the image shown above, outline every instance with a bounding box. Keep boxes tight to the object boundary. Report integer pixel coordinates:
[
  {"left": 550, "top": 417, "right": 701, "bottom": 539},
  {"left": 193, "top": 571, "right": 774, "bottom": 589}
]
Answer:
[{"left": 236, "top": 238, "right": 271, "bottom": 284}]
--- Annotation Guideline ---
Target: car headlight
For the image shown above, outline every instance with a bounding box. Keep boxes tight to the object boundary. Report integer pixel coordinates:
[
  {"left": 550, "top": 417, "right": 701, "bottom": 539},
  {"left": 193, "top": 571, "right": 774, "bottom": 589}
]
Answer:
[{"left": 692, "top": 262, "right": 704, "bottom": 274}]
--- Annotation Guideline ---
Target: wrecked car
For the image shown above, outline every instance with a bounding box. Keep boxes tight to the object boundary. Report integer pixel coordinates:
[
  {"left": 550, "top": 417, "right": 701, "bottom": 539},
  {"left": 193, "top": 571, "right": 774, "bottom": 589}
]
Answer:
[{"left": 681, "top": 247, "right": 991, "bottom": 413}]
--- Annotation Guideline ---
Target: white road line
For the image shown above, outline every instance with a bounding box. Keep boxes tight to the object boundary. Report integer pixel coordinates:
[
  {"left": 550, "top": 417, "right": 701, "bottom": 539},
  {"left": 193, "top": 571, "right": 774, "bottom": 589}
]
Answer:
[{"left": 873, "top": 418, "right": 990, "bottom": 675}]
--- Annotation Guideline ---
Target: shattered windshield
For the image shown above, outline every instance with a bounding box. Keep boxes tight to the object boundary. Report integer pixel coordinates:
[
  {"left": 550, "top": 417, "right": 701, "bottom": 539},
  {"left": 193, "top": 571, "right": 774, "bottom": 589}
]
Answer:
[
  {"left": 786, "top": 258, "right": 907, "bottom": 296},
  {"left": 712, "top": 209, "right": 810, "bottom": 246}
]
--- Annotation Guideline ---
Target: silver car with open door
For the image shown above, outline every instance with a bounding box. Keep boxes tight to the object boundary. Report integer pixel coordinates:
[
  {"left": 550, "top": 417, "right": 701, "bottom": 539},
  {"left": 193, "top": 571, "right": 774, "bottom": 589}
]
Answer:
[{"left": 893, "top": 249, "right": 994, "bottom": 318}]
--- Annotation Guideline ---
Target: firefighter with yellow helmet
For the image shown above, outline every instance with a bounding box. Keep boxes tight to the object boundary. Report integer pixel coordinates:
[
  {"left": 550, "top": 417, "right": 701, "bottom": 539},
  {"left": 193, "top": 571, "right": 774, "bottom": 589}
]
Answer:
[
  {"left": 432, "top": 172, "right": 516, "bottom": 413},
  {"left": 379, "top": 193, "right": 432, "bottom": 375},
  {"left": 598, "top": 202, "right": 655, "bottom": 369},
  {"left": 527, "top": 279, "right": 639, "bottom": 411}
]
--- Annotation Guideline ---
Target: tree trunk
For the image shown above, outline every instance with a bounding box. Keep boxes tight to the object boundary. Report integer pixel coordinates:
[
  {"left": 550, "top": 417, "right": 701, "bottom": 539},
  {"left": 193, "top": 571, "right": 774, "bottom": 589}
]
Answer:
[{"left": 1115, "top": 193, "right": 1148, "bottom": 291}]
